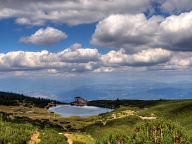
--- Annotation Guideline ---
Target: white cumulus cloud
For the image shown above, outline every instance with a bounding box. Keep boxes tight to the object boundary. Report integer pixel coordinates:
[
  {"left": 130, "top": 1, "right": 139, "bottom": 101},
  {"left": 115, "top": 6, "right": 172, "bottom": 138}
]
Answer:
[
  {"left": 92, "top": 14, "right": 162, "bottom": 53},
  {"left": 102, "top": 48, "right": 172, "bottom": 67},
  {"left": 92, "top": 11, "right": 192, "bottom": 52},
  {"left": 158, "top": 11, "right": 192, "bottom": 51},
  {"left": 20, "top": 27, "right": 67, "bottom": 45}
]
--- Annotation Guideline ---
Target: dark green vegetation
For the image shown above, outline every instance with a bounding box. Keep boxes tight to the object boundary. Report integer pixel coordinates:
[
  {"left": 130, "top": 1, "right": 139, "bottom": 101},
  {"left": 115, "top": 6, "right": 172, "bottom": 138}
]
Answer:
[
  {"left": 0, "top": 91, "right": 63, "bottom": 108},
  {"left": 0, "top": 91, "right": 192, "bottom": 143},
  {"left": 87, "top": 99, "right": 164, "bottom": 109}
]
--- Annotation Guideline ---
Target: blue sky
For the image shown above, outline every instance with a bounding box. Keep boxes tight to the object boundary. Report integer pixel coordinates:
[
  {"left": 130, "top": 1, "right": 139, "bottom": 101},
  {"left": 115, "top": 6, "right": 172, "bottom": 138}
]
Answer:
[
  {"left": 0, "top": 0, "right": 192, "bottom": 100},
  {"left": 0, "top": 18, "right": 97, "bottom": 53}
]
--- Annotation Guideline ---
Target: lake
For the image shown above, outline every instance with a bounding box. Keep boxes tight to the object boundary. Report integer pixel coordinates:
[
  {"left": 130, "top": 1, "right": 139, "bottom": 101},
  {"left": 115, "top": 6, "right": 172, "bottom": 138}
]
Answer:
[{"left": 49, "top": 105, "right": 113, "bottom": 117}]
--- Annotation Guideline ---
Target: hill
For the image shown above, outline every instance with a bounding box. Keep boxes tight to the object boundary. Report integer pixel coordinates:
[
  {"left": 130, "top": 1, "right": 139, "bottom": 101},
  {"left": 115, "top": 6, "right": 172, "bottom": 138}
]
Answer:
[
  {"left": 0, "top": 91, "right": 64, "bottom": 108},
  {"left": 0, "top": 91, "right": 192, "bottom": 143}
]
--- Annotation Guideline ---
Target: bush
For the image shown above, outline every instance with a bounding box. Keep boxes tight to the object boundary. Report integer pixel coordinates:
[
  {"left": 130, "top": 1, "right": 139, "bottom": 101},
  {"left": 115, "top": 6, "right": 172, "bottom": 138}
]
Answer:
[{"left": 97, "top": 119, "right": 192, "bottom": 144}]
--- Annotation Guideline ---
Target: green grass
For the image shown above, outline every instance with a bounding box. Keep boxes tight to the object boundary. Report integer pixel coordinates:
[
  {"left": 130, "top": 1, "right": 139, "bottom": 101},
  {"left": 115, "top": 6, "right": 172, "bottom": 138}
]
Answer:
[
  {"left": 96, "top": 119, "right": 192, "bottom": 144},
  {"left": 84, "top": 116, "right": 140, "bottom": 141},
  {"left": 137, "top": 100, "right": 192, "bottom": 137},
  {"left": 84, "top": 100, "right": 192, "bottom": 142},
  {"left": 0, "top": 119, "right": 67, "bottom": 144},
  {"left": 0, "top": 120, "right": 35, "bottom": 144},
  {"left": 67, "top": 133, "right": 95, "bottom": 144},
  {"left": 1, "top": 99, "right": 192, "bottom": 143},
  {"left": 40, "top": 129, "right": 67, "bottom": 144}
]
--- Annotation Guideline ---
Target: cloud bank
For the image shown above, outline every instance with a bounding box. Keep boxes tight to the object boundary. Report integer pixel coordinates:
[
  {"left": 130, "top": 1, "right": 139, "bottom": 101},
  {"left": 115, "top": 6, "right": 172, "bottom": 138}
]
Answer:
[
  {"left": 1, "top": 43, "right": 192, "bottom": 75},
  {"left": 0, "top": 0, "right": 151, "bottom": 26},
  {"left": 0, "top": 44, "right": 100, "bottom": 73}
]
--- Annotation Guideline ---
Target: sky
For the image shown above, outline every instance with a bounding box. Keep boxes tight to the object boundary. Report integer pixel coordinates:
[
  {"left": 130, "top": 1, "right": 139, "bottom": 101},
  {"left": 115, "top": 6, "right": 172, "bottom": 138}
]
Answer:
[{"left": 0, "top": 0, "right": 192, "bottom": 100}]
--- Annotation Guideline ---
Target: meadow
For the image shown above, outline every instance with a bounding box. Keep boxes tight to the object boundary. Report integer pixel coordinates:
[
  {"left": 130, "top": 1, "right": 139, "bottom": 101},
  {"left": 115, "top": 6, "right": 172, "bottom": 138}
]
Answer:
[{"left": 0, "top": 92, "right": 192, "bottom": 143}]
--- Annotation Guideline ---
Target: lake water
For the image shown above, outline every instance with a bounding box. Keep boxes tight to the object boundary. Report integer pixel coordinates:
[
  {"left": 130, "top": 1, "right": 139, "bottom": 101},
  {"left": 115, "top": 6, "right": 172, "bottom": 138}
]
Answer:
[{"left": 49, "top": 105, "right": 113, "bottom": 117}]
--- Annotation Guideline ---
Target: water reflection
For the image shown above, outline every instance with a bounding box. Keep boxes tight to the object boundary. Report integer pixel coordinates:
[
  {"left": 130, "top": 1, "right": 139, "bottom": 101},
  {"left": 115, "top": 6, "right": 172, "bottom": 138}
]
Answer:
[{"left": 49, "top": 105, "right": 112, "bottom": 117}]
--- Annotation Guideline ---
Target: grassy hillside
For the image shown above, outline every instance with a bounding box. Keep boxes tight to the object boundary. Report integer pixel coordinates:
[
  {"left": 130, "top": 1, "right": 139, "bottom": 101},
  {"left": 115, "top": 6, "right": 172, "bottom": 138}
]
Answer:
[
  {"left": 0, "top": 118, "right": 67, "bottom": 144},
  {"left": 85, "top": 99, "right": 192, "bottom": 143},
  {"left": 0, "top": 91, "right": 192, "bottom": 143}
]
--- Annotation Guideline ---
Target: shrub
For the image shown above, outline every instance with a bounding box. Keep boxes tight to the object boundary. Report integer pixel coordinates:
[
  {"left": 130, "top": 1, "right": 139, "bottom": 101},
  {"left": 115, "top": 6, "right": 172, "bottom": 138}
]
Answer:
[{"left": 97, "top": 119, "right": 192, "bottom": 144}]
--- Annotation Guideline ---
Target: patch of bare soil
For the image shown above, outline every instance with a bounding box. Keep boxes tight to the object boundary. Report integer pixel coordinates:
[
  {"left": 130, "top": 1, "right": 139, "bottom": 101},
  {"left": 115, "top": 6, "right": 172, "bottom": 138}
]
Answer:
[
  {"left": 28, "top": 131, "right": 40, "bottom": 144},
  {"left": 64, "top": 133, "right": 73, "bottom": 144}
]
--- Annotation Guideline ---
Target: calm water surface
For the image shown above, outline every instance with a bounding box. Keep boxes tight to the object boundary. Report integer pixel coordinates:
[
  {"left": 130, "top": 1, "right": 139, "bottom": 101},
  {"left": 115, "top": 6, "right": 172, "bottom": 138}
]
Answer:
[{"left": 49, "top": 105, "right": 112, "bottom": 117}]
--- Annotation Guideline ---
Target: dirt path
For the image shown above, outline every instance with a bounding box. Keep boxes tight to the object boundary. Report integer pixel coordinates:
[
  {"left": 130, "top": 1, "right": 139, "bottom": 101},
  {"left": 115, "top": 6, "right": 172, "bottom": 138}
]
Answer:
[
  {"left": 28, "top": 131, "right": 40, "bottom": 144},
  {"left": 139, "top": 116, "right": 156, "bottom": 120},
  {"left": 64, "top": 133, "right": 73, "bottom": 144}
]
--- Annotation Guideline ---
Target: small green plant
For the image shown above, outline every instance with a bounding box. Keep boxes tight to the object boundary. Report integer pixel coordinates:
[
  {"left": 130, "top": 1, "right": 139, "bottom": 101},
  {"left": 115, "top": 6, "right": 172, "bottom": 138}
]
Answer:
[{"left": 40, "top": 129, "right": 67, "bottom": 144}]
